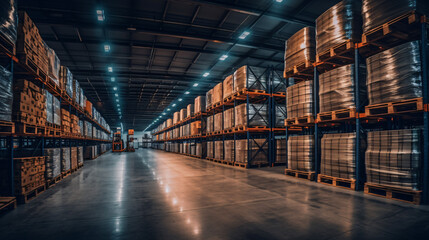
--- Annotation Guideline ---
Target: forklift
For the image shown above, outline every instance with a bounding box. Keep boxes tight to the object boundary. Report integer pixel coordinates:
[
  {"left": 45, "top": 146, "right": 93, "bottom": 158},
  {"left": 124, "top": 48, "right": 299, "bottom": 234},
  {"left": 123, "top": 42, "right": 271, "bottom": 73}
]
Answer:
[
  {"left": 112, "top": 131, "right": 125, "bottom": 152},
  {"left": 126, "top": 129, "right": 135, "bottom": 152}
]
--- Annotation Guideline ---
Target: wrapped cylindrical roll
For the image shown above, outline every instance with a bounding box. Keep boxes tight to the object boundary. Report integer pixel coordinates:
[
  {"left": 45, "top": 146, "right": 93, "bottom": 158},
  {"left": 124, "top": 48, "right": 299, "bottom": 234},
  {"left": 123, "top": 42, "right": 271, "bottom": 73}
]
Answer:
[
  {"left": 224, "top": 140, "right": 235, "bottom": 162},
  {"left": 187, "top": 104, "right": 194, "bottom": 117},
  {"left": 212, "top": 82, "right": 223, "bottom": 105},
  {"left": 61, "top": 147, "right": 70, "bottom": 172},
  {"left": 288, "top": 135, "right": 314, "bottom": 171},
  {"left": 214, "top": 113, "right": 223, "bottom": 131},
  {"left": 173, "top": 111, "right": 179, "bottom": 124},
  {"left": 316, "top": 0, "right": 362, "bottom": 55},
  {"left": 166, "top": 118, "right": 172, "bottom": 127},
  {"left": 235, "top": 139, "right": 269, "bottom": 165},
  {"left": 366, "top": 41, "right": 422, "bottom": 105},
  {"left": 366, "top": 129, "right": 421, "bottom": 190},
  {"left": 223, "top": 108, "right": 234, "bottom": 130},
  {"left": 207, "top": 141, "right": 214, "bottom": 158},
  {"left": 276, "top": 139, "right": 287, "bottom": 164},
  {"left": 206, "top": 89, "right": 213, "bottom": 110},
  {"left": 321, "top": 133, "right": 357, "bottom": 179},
  {"left": 362, "top": 0, "right": 429, "bottom": 33},
  {"left": 286, "top": 81, "right": 313, "bottom": 119},
  {"left": 284, "top": 27, "right": 315, "bottom": 71},
  {"left": 214, "top": 140, "right": 224, "bottom": 160},
  {"left": 180, "top": 108, "right": 187, "bottom": 121},
  {"left": 223, "top": 75, "right": 234, "bottom": 99},
  {"left": 235, "top": 103, "right": 269, "bottom": 127},
  {"left": 234, "top": 65, "right": 268, "bottom": 93},
  {"left": 194, "top": 96, "right": 206, "bottom": 114},
  {"left": 44, "top": 148, "right": 61, "bottom": 179},
  {"left": 319, "top": 64, "right": 366, "bottom": 112}
]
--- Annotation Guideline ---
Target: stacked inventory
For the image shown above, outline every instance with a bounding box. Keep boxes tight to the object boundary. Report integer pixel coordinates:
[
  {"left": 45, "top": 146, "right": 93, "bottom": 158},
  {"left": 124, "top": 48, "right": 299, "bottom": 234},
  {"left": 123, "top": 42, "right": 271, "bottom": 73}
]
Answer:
[
  {"left": 234, "top": 66, "right": 268, "bottom": 93},
  {"left": 212, "top": 82, "right": 223, "bottom": 106},
  {"left": 223, "top": 75, "right": 234, "bottom": 100},
  {"left": 0, "top": 0, "right": 17, "bottom": 48},
  {"left": 61, "top": 147, "right": 70, "bottom": 173},
  {"left": 275, "top": 139, "right": 287, "bottom": 164},
  {"left": 44, "top": 148, "right": 61, "bottom": 179},
  {"left": 287, "top": 135, "right": 314, "bottom": 172},
  {"left": 321, "top": 133, "right": 357, "bottom": 179},
  {"left": 71, "top": 114, "right": 80, "bottom": 136},
  {"left": 14, "top": 157, "right": 46, "bottom": 195},
  {"left": 286, "top": 81, "right": 313, "bottom": 120},
  {"left": 284, "top": 27, "right": 315, "bottom": 73},
  {"left": 194, "top": 96, "right": 205, "bottom": 114},
  {"left": 214, "top": 140, "right": 223, "bottom": 160},
  {"left": 235, "top": 139, "right": 269, "bottom": 166},
  {"left": 77, "top": 146, "right": 83, "bottom": 166},
  {"left": 61, "top": 109, "right": 71, "bottom": 134},
  {"left": 214, "top": 113, "right": 223, "bottom": 132},
  {"left": 224, "top": 140, "right": 235, "bottom": 162},
  {"left": 13, "top": 79, "right": 46, "bottom": 126},
  {"left": 187, "top": 104, "right": 194, "bottom": 118},
  {"left": 70, "top": 147, "right": 77, "bottom": 170},
  {"left": 0, "top": 65, "right": 13, "bottom": 121},
  {"left": 60, "top": 66, "right": 73, "bottom": 99},
  {"left": 223, "top": 108, "right": 234, "bottom": 130},
  {"left": 235, "top": 103, "right": 269, "bottom": 127}
]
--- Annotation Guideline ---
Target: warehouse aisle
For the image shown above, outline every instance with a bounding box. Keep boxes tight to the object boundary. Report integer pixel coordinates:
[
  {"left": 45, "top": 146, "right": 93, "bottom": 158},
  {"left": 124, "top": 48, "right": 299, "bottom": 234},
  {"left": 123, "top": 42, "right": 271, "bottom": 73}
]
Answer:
[{"left": 1, "top": 149, "right": 429, "bottom": 240}]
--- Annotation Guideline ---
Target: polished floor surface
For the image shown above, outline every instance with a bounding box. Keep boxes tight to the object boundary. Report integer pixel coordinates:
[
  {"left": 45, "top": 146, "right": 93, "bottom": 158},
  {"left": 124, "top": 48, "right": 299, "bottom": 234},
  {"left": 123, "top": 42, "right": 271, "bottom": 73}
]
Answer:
[{"left": 1, "top": 149, "right": 429, "bottom": 240}]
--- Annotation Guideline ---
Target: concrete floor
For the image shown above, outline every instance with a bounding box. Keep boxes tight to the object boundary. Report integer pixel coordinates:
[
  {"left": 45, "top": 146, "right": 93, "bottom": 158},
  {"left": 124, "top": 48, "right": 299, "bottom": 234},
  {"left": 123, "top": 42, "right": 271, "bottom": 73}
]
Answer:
[{"left": 1, "top": 149, "right": 429, "bottom": 240}]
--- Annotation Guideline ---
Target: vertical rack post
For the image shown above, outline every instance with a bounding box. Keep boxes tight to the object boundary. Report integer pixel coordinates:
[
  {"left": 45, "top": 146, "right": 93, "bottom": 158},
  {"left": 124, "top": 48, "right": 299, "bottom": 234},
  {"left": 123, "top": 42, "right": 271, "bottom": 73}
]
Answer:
[
  {"left": 354, "top": 47, "right": 364, "bottom": 191},
  {"left": 285, "top": 77, "right": 289, "bottom": 169},
  {"left": 313, "top": 67, "right": 320, "bottom": 181},
  {"left": 421, "top": 21, "right": 429, "bottom": 204}
]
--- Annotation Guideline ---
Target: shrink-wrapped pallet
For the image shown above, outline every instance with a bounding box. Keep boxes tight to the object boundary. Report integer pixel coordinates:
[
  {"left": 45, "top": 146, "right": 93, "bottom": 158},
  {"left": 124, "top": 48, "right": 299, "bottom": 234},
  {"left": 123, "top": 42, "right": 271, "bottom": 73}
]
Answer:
[
  {"left": 84, "top": 146, "right": 96, "bottom": 160},
  {"left": 316, "top": 0, "right": 362, "bottom": 55},
  {"left": 234, "top": 66, "right": 268, "bottom": 93},
  {"left": 0, "top": 0, "right": 17, "bottom": 45},
  {"left": 214, "top": 113, "right": 223, "bottom": 132},
  {"left": 223, "top": 108, "right": 234, "bottom": 130},
  {"left": 61, "top": 147, "right": 70, "bottom": 172},
  {"left": 70, "top": 147, "right": 77, "bottom": 170},
  {"left": 184, "top": 123, "right": 190, "bottom": 137},
  {"left": 47, "top": 46, "right": 60, "bottom": 85},
  {"left": 235, "top": 103, "right": 269, "bottom": 127},
  {"left": 166, "top": 118, "right": 172, "bottom": 128},
  {"left": 319, "top": 64, "right": 366, "bottom": 112},
  {"left": 223, "top": 75, "right": 234, "bottom": 99},
  {"left": 0, "top": 66, "right": 12, "bottom": 122},
  {"left": 212, "top": 82, "right": 223, "bottom": 105},
  {"left": 286, "top": 81, "right": 313, "bottom": 119},
  {"left": 288, "top": 135, "right": 314, "bottom": 171},
  {"left": 190, "top": 143, "right": 196, "bottom": 156},
  {"left": 53, "top": 95, "right": 61, "bottom": 125},
  {"left": 366, "top": 41, "right": 422, "bottom": 105},
  {"left": 180, "top": 108, "right": 187, "bottom": 121},
  {"left": 214, "top": 140, "right": 223, "bottom": 160},
  {"left": 77, "top": 146, "right": 83, "bottom": 165},
  {"left": 235, "top": 139, "right": 269, "bottom": 165},
  {"left": 194, "top": 96, "right": 206, "bottom": 114},
  {"left": 73, "top": 79, "right": 81, "bottom": 105},
  {"left": 45, "top": 90, "right": 53, "bottom": 124},
  {"left": 366, "top": 129, "right": 422, "bottom": 190},
  {"left": 207, "top": 115, "right": 214, "bottom": 133},
  {"left": 44, "top": 148, "right": 61, "bottom": 179},
  {"left": 276, "top": 139, "right": 287, "bottom": 164},
  {"left": 207, "top": 141, "right": 214, "bottom": 158},
  {"left": 321, "top": 133, "right": 357, "bottom": 179},
  {"left": 191, "top": 121, "right": 201, "bottom": 136},
  {"left": 362, "top": 0, "right": 429, "bottom": 33},
  {"left": 60, "top": 66, "right": 73, "bottom": 99},
  {"left": 187, "top": 104, "right": 194, "bottom": 118},
  {"left": 224, "top": 140, "right": 235, "bottom": 162},
  {"left": 206, "top": 89, "right": 213, "bottom": 110},
  {"left": 284, "top": 27, "right": 316, "bottom": 71},
  {"left": 196, "top": 142, "right": 206, "bottom": 157},
  {"left": 272, "top": 70, "right": 286, "bottom": 94}
]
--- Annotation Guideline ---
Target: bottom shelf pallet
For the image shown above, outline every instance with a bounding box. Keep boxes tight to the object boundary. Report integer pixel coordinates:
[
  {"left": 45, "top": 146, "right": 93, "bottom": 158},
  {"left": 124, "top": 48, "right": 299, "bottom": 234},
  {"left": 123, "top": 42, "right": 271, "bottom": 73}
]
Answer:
[
  {"left": 0, "top": 197, "right": 17, "bottom": 213},
  {"left": 46, "top": 174, "right": 62, "bottom": 189},
  {"left": 364, "top": 183, "right": 421, "bottom": 205},
  {"left": 234, "top": 162, "right": 269, "bottom": 169},
  {"left": 284, "top": 169, "right": 315, "bottom": 181},
  {"left": 16, "top": 184, "right": 46, "bottom": 204},
  {"left": 317, "top": 174, "right": 356, "bottom": 190},
  {"left": 61, "top": 169, "right": 72, "bottom": 179}
]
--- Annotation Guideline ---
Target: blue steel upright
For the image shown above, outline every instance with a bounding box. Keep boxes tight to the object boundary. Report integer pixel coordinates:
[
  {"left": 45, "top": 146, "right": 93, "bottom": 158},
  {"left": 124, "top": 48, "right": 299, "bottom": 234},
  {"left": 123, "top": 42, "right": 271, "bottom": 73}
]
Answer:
[{"left": 421, "top": 21, "right": 429, "bottom": 204}]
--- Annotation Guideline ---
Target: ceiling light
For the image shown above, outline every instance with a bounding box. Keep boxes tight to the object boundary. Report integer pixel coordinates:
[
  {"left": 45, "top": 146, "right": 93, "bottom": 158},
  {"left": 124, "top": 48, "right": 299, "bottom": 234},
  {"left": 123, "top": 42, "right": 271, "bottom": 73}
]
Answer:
[
  {"left": 178, "top": 98, "right": 183, "bottom": 102},
  {"left": 115, "top": 93, "right": 118, "bottom": 97},
  {"left": 193, "top": 83, "right": 199, "bottom": 87},
  {"left": 172, "top": 104, "right": 176, "bottom": 107},
  {"left": 127, "top": 27, "right": 137, "bottom": 31},
  {"left": 185, "top": 91, "right": 190, "bottom": 94},
  {"left": 162, "top": 113, "right": 166, "bottom": 115},
  {"left": 239, "top": 31, "right": 250, "bottom": 39},
  {"left": 111, "top": 77, "right": 115, "bottom": 82},
  {"left": 275, "top": 0, "right": 283, "bottom": 2},
  {"left": 104, "top": 44, "right": 110, "bottom": 52},
  {"left": 116, "top": 99, "right": 119, "bottom": 102},
  {"left": 219, "top": 54, "right": 228, "bottom": 61},
  {"left": 117, "top": 104, "right": 120, "bottom": 107},
  {"left": 167, "top": 108, "right": 171, "bottom": 111},
  {"left": 203, "top": 72, "right": 210, "bottom": 77},
  {"left": 96, "top": 10, "right": 105, "bottom": 21},
  {"left": 108, "top": 66, "right": 113, "bottom": 72},
  {"left": 113, "top": 87, "right": 117, "bottom": 91}
]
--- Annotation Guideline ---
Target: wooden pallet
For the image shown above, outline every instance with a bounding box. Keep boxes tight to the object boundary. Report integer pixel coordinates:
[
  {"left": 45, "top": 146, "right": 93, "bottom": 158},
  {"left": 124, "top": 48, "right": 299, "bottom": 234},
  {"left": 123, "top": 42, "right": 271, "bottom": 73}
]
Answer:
[
  {"left": 0, "top": 32, "right": 16, "bottom": 56},
  {"left": 317, "top": 174, "right": 356, "bottom": 190},
  {"left": 234, "top": 162, "right": 269, "bottom": 169},
  {"left": 364, "top": 183, "right": 421, "bottom": 205},
  {"left": 272, "top": 92, "right": 286, "bottom": 98},
  {"left": 46, "top": 174, "right": 62, "bottom": 189},
  {"left": 15, "top": 122, "right": 46, "bottom": 135},
  {"left": 221, "top": 160, "right": 234, "bottom": 166},
  {"left": 284, "top": 60, "right": 314, "bottom": 79},
  {"left": 16, "top": 53, "right": 48, "bottom": 81},
  {"left": 317, "top": 108, "right": 356, "bottom": 122},
  {"left": 77, "top": 163, "right": 84, "bottom": 168},
  {"left": 0, "top": 121, "right": 15, "bottom": 134},
  {"left": 16, "top": 183, "right": 46, "bottom": 204},
  {"left": 233, "top": 88, "right": 267, "bottom": 98},
  {"left": 365, "top": 98, "right": 423, "bottom": 117},
  {"left": 223, "top": 128, "right": 234, "bottom": 134},
  {"left": 284, "top": 169, "right": 315, "bottom": 181},
  {"left": 362, "top": 11, "right": 422, "bottom": 48},
  {"left": 0, "top": 197, "right": 17, "bottom": 213},
  {"left": 316, "top": 39, "right": 356, "bottom": 66},
  {"left": 285, "top": 115, "right": 314, "bottom": 127},
  {"left": 61, "top": 169, "right": 72, "bottom": 179},
  {"left": 233, "top": 125, "right": 269, "bottom": 132}
]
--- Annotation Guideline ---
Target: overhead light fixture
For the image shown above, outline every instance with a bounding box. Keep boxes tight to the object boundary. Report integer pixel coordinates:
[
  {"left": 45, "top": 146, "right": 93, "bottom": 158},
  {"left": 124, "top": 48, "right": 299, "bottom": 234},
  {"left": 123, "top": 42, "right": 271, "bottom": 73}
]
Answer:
[
  {"left": 113, "top": 87, "right": 117, "bottom": 91},
  {"left": 219, "top": 54, "right": 228, "bottom": 61},
  {"left": 172, "top": 104, "right": 176, "bottom": 107},
  {"left": 108, "top": 66, "right": 113, "bottom": 72},
  {"left": 104, "top": 44, "right": 111, "bottom": 52},
  {"left": 111, "top": 77, "right": 115, "bottom": 82},
  {"left": 115, "top": 93, "right": 118, "bottom": 97},
  {"left": 185, "top": 91, "right": 190, "bottom": 94},
  {"left": 275, "top": 0, "right": 283, "bottom": 2},
  {"left": 178, "top": 98, "right": 183, "bottom": 102},
  {"left": 96, "top": 9, "right": 105, "bottom": 21},
  {"left": 167, "top": 108, "right": 171, "bottom": 111},
  {"left": 162, "top": 113, "right": 166, "bottom": 115},
  {"left": 116, "top": 99, "right": 119, "bottom": 102},
  {"left": 239, "top": 31, "right": 250, "bottom": 39},
  {"left": 203, "top": 72, "right": 210, "bottom": 77},
  {"left": 127, "top": 27, "right": 137, "bottom": 31},
  {"left": 117, "top": 104, "right": 120, "bottom": 107},
  {"left": 193, "top": 83, "right": 199, "bottom": 87}
]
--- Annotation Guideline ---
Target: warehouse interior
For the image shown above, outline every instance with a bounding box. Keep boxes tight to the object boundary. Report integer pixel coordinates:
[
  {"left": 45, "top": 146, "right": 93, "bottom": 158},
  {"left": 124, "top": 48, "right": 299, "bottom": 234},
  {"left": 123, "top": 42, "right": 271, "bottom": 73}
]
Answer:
[{"left": 1, "top": 0, "right": 429, "bottom": 239}]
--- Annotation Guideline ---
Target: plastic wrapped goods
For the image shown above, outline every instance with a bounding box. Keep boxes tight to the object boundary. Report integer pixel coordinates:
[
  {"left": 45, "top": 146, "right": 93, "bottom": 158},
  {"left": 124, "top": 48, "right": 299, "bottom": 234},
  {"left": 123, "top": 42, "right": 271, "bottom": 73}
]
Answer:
[
  {"left": 61, "top": 147, "right": 70, "bottom": 172},
  {"left": 207, "top": 115, "right": 214, "bottom": 133},
  {"left": 0, "top": 0, "right": 17, "bottom": 45},
  {"left": 44, "top": 148, "right": 61, "bottom": 179},
  {"left": 180, "top": 108, "right": 187, "bottom": 121},
  {"left": 321, "top": 133, "right": 357, "bottom": 179},
  {"left": 207, "top": 141, "right": 214, "bottom": 159},
  {"left": 0, "top": 65, "right": 13, "bottom": 121},
  {"left": 366, "top": 41, "right": 422, "bottom": 105},
  {"left": 47, "top": 46, "right": 60, "bottom": 84},
  {"left": 70, "top": 147, "right": 77, "bottom": 170},
  {"left": 212, "top": 82, "right": 223, "bottom": 105},
  {"left": 234, "top": 66, "right": 268, "bottom": 93},
  {"left": 276, "top": 139, "right": 287, "bottom": 164},
  {"left": 187, "top": 104, "right": 194, "bottom": 118},
  {"left": 80, "top": 89, "right": 84, "bottom": 108},
  {"left": 166, "top": 118, "right": 172, "bottom": 128},
  {"left": 190, "top": 144, "right": 196, "bottom": 156},
  {"left": 206, "top": 89, "right": 213, "bottom": 110},
  {"left": 235, "top": 103, "right": 269, "bottom": 127},
  {"left": 315, "top": 0, "right": 362, "bottom": 55},
  {"left": 60, "top": 66, "right": 73, "bottom": 98},
  {"left": 77, "top": 146, "right": 83, "bottom": 165},
  {"left": 274, "top": 105, "right": 286, "bottom": 128},
  {"left": 287, "top": 81, "right": 313, "bottom": 119},
  {"left": 214, "top": 140, "right": 223, "bottom": 160},
  {"left": 53, "top": 95, "right": 61, "bottom": 126},
  {"left": 284, "top": 27, "right": 315, "bottom": 71},
  {"left": 73, "top": 79, "right": 81, "bottom": 105},
  {"left": 196, "top": 142, "right": 206, "bottom": 157},
  {"left": 223, "top": 108, "right": 234, "bottom": 130},
  {"left": 224, "top": 140, "right": 235, "bottom": 162},
  {"left": 288, "top": 135, "right": 314, "bottom": 171},
  {"left": 214, "top": 113, "right": 223, "bottom": 132},
  {"left": 45, "top": 90, "right": 53, "bottom": 124},
  {"left": 366, "top": 129, "right": 422, "bottom": 190},
  {"left": 362, "top": 0, "right": 429, "bottom": 33},
  {"left": 194, "top": 96, "right": 205, "bottom": 114},
  {"left": 223, "top": 75, "right": 234, "bottom": 99},
  {"left": 235, "top": 139, "right": 269, "bottom": 165},
  {"left": 319, "top": 64, "right": 366, "bottom": 112},
  {"left": 272, "top": 70, "right": 286, "bottom": 94}
]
